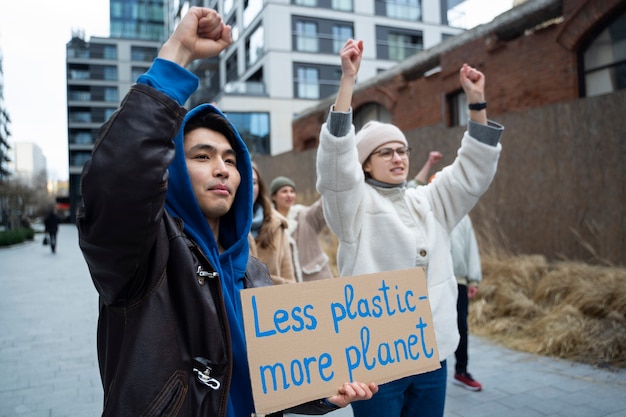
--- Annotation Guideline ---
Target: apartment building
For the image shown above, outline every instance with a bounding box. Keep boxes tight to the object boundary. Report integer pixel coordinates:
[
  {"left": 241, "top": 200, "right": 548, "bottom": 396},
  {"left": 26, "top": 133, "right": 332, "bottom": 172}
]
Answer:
[
  {"left": 0, "top": 48, "right": 9, "bottom": 184},
  {"left": 13, "top": 142, "right": 47, "bottom": 190},
  {"left": 176, "top": 0, "right": 465, "bottom": 156},
  {"left": 65, "top": 0, "right": 166, "bottom": 221}
]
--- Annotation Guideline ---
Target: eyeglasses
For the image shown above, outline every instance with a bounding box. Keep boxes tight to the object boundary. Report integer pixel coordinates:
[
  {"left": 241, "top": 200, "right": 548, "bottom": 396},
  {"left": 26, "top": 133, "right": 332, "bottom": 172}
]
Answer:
[{"left": 371, "top": 146, "right": 411, "bottom": 161}]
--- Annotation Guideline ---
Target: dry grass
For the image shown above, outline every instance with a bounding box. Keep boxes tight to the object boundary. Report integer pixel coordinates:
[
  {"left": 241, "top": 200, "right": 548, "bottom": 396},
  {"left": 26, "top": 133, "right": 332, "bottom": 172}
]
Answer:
[{"left": 472, "top": 255, "right": 626, "bottom": 369}]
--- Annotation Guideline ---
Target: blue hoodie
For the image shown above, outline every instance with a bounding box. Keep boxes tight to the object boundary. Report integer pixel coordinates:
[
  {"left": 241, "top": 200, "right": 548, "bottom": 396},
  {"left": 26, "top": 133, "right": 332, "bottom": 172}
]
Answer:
[{"left": 138, "top": 58, "right": 255, "bottom": 417}]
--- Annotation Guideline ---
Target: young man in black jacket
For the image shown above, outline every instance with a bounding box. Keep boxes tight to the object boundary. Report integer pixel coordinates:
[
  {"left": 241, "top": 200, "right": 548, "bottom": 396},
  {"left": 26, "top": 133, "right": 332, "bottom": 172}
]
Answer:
[{"left": 78, "top": 7, "right": 376, "bottom": 417}]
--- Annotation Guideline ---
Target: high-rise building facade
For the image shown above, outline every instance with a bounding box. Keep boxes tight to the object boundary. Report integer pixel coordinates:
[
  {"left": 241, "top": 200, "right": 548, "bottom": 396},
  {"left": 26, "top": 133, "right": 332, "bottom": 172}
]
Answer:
[
  {"left": 177, "top": 0, "right": 464, "bottom": 156},
  {"left": 65, "top": 0, "right": 165, "bottom": 221},
  {"left": 0, "top": 47, "right": 10, "bottom": 183},
  {"left": 0, "top": 46, "right": 13, "bottom": 229},
  {"left": 13, "top": 142, "right": 47, "bottom": 190}
]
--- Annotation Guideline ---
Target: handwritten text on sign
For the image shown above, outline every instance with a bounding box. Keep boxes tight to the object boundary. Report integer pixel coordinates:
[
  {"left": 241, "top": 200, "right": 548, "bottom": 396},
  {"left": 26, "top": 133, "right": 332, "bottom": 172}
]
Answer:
[{"left": 241, "top": 267, "right": 440, "bottom": 415}]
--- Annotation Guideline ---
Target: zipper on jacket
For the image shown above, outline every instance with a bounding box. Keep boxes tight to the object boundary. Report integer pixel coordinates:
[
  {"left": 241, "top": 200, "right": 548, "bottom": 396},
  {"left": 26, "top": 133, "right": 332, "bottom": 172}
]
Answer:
[
  {"left": 196, "top": 265, "right": 218, "bottom": 285},
  {"left": 192, "top": 357, "right": 221, "bottom": 390}
]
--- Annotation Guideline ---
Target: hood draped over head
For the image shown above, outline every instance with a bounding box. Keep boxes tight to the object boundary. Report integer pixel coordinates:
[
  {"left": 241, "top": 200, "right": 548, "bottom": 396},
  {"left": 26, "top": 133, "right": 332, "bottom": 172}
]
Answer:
[
  {"left": 164, "top": 103, "right": 254, "bottom": 417},
  {"left": 355, "top": 121, "right": 408, "bottom": 165}
]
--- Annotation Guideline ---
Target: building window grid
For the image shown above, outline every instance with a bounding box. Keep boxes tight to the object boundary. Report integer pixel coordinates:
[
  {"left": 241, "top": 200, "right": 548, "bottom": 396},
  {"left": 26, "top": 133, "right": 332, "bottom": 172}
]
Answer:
[{"left": 293, "top": 19, "right": 354, "bottom": 54}]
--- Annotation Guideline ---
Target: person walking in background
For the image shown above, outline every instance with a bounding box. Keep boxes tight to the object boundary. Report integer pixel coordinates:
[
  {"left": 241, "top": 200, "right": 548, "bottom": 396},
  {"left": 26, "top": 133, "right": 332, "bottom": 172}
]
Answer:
[
  {"left": 77, "top": 8, "right": 376, "bottom": 417},
  {"left": 415, "top": 160, "right": 484, "bottom": 393},
  {"left": 316, "top": 38, "right": 503, "bottom": 417},
  {"left": 249, "top": 162, "right": 298, "bottom": 284},
  {"left": 270, "top": 176, "right": 334, "bottom": 282},
  {"left": 44, "top": 208, "right": 60, "bottom": 254},
  {"left": 450, "top": 214, "right": 483, "bottom": 391}
]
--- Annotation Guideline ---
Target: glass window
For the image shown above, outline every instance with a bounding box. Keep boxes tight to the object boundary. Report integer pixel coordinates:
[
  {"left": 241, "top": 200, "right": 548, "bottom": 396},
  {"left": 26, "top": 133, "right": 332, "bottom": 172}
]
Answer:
[
  {"left": 70, "top": 131, "right": 94, "bottom": 145},
  {"left": 103, "top": 45, "right": 117, "bottom": 60},
  {"left": 293, "top": 0, "right": 352, "bottom": 10},
  {"left": 354, "top": 103, "right": 392, "bottom": 131},
  {"left": 332, "top": 24, "right": 353, "bottom": 53},
  {"left": 69, "top": 69, "right": 90, "bottom": 80},
  {"left": 103, "top": 66, "right": 118, "bottom": 81},
  {"left": 246, "top": 25, "right": 264, "bottom": 68},
  {"left": 104, "top": 87, "right": 118, "bottom": 102},
  {"left": 131, "top": 46, "right": 158, "bottom": 62},
  {"left": 244, "top": 0, "right": 263, "bottom": 27},
  {"left": 68, "top": 90, "right": 91, "bottom": 101},
  {"left": 227, "top": 14, "right": 239, "bottom": 42},
  {"left": 224, "top": 0, "right": 234, "bottom": 15},
  {"left": 131, "top": 66, "right": 147, "bottom": 81},
  {"left": 70, "top": 111, "right": 91, "bottom": 123},
  {"left": 225, "top": 112, "right": 270, "bottom": 155},
  {"left": 448, "top": 90, "right": 469, "bottom": 127},
  {"left": 375, "top": 0, "right": 421, "bottom": 21},
  {"left": 376, "top": 26, "right": 423, "bottom": 61},
  {"left": 104, "top": 108, "right": 117, "bottom": 121},
  {"left": 71, "top": 151, "right": 92, "bottom": 167},
  {"left": 295, "top": 66, "right": 319, "bottom": 99},
  {"left": 226, "top": 52, "right": 239, "bottom": 83},
  {"left": 332, "top": 0, "right": 352, "bottom": 11},
  {"left": 295, "top": 21, "right": 319, "bottom": 52},
  {"left": 583, "top": 11, "right": 626, "bottom": 97}
]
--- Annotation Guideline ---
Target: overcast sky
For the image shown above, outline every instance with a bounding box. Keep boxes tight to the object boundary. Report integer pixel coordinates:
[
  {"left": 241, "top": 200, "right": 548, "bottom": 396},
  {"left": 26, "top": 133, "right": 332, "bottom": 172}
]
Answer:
[{"left": 0, "top": 0, "right": 512, "bottom": 181}]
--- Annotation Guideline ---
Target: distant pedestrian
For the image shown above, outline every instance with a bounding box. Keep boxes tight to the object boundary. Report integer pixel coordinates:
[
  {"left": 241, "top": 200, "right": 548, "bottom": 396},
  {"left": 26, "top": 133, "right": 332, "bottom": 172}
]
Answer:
[{"left": 44, "top": 209, "right": 60, "bottom": 253}]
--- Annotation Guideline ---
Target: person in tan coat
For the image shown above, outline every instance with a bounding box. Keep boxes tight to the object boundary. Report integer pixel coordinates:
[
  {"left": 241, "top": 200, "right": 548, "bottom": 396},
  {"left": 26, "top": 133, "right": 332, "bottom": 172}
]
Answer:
[
  {"left": 270, "top": 176, "right": 334, "bottom": 282},
  {"left": 249, "top": 162, "right": 298, "bottom": 285}
]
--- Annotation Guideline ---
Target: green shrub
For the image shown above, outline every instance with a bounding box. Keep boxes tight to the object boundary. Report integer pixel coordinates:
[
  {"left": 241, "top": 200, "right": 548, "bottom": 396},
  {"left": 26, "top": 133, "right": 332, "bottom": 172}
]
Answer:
[{"left": 0, "top": 228, "right": 35, "bottom": 246}]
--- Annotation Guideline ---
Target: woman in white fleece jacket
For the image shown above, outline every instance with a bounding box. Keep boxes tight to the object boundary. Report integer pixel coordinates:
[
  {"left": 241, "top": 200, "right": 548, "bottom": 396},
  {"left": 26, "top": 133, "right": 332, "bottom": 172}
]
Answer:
[{"left": 316, "top": 39, "right": 503, "bottom": 417}]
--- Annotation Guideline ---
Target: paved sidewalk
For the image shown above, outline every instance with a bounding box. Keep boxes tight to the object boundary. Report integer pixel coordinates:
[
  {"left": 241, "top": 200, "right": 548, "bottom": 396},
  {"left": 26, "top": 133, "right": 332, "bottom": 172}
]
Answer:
[{"left": 1, "top": 224, "right": 625, "bottom": 417}]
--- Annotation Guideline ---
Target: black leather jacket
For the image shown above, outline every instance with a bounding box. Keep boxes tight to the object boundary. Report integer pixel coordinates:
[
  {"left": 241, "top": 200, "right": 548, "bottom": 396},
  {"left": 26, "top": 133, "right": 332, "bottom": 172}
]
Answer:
[{"left": 78, "top": 83, "right": 336, "bottom": 416}]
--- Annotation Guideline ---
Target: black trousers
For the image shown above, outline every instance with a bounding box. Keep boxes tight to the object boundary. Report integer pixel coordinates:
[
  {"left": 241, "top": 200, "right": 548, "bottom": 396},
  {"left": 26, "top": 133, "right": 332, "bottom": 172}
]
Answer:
[
  {"left": 454, "top": 283, "right": 469, "bottom": 373},
  {"left": 48, "top": 232, "right": 58, "bottom": 252}
]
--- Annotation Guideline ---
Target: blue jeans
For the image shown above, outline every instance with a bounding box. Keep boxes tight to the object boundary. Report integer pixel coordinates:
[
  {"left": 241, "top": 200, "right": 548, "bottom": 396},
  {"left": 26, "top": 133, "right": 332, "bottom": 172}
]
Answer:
[{"left": 351, "top": 361, "right": 447, "bottom": 417}]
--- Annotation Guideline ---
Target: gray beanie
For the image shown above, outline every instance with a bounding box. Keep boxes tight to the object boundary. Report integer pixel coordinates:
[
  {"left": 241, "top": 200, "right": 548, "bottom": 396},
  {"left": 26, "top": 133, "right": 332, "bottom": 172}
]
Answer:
[
  {"left": 355, "top": 121, "right": 408, "bottom": 165},
  {"left": 270, "top": 176, "right": 296, "bottom": 195}
]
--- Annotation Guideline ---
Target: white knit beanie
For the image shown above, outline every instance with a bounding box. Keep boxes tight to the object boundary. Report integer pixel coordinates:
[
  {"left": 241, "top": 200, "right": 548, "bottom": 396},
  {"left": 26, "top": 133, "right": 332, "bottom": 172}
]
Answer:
[{"left": 355, "top": 121, "right": 408, "bottom": 165}]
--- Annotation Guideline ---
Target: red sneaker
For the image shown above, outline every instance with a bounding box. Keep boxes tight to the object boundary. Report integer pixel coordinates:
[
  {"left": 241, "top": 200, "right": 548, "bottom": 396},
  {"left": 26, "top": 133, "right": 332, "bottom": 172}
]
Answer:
[{"left": 453, "top": 372, "right": 482, "bottom": 391}]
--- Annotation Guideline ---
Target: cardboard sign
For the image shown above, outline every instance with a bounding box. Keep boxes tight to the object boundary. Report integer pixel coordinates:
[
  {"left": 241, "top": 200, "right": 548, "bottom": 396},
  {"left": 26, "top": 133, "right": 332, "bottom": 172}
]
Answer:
[{"left": 241, "top": 267, "right": 440, "bottom": 415}]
